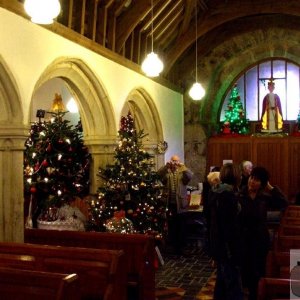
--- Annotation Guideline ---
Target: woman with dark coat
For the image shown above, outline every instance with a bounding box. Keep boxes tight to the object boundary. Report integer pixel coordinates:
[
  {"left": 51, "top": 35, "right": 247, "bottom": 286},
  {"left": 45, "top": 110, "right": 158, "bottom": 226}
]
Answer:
[
  {"left": 207, "top": 163, "right": 243, "bottom": 300},
  {"left": 238, "top": 166, "right": 287, "bottom": 300}
]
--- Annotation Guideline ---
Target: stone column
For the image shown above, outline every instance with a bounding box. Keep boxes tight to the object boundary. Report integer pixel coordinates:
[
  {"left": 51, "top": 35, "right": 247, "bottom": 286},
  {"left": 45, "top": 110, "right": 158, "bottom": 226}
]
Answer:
[
  {"left": 84, "top": 136, "right": 117, "bottom": 194},
  {"left": 0, "top": 125, "right": 28, "bottom": 242}
]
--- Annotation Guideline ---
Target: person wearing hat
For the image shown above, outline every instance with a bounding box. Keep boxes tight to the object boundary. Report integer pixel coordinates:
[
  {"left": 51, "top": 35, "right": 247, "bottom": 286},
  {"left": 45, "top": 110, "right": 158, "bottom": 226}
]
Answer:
[{"left": 261, "top": 80, "right": 283, "bottom": 132}]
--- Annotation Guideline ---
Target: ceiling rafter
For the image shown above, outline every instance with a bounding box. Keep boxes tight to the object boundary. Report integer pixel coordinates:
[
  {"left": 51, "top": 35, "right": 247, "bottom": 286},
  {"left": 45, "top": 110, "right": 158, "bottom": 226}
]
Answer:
[
  {"left": 116, "top": 1, "right": 150, "bottom": 53},
  {"left": 179, "top": 0, "right": 194, "bottom": 36},
  {"left": 10, "top": 0, "right": 300, "bottom": 91}
]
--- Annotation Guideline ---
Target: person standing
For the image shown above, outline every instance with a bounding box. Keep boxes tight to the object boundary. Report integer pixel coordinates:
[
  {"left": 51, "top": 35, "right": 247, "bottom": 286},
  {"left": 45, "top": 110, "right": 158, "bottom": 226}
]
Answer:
[
  {"left": 202, "top": 168, "right": 220, "bottom": 254},
  {"left": 240, "top": 160, "right": 253, "bottom": 189},
  {"left": 239, "top": 166, "right": 287, "bottom": 300},
  {"left": 157, "top": 155, "right": 193, "bottom": 255},
  {"left": 207, "top": 163, "right": 244, "bottom": 300},
  {"left": 261, "top": 80, "right": 283, "bottom": 132}
]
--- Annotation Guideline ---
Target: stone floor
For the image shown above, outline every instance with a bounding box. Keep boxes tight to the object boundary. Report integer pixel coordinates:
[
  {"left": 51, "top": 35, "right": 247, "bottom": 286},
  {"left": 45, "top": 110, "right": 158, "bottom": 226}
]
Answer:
[{"left": 155, "top": 243, "right": 215, "bottom": 300}]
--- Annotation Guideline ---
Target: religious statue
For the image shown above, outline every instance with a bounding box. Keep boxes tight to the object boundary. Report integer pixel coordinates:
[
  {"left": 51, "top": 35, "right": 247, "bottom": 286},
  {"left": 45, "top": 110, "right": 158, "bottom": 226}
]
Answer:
[{"left": 261, "top": 80, "right": 283, "bottom": 132}]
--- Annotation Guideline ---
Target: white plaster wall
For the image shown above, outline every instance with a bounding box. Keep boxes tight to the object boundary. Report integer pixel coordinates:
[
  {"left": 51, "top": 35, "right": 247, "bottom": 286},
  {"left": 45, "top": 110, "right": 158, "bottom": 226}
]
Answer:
[{"left": 0, "top": 8, "right": 184, "bottom": 162}]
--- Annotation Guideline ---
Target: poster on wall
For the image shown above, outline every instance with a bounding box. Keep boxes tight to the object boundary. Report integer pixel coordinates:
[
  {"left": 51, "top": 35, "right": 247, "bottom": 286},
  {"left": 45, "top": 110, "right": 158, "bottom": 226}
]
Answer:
[{"left": 223, "top": 159, "right": 233, "bottom": 165}]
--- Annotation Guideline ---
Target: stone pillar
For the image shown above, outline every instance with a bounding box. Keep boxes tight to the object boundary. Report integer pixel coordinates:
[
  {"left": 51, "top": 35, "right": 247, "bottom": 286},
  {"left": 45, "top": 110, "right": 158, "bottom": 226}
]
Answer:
[
  {"left": 0, "top": 125, "right": 28, "bottom": 242},
  {"left": 143, "top": 141, "right": 167, "bottom": 170},
  {"left": 84, "top": 136, "right": 117, "bottom": 194}
]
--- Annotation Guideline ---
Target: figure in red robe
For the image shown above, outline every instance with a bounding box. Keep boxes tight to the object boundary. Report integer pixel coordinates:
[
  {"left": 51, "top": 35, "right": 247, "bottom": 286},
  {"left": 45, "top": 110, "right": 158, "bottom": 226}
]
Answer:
[{"left": 261, "top": 80, "right": 283, "bottom": 132}]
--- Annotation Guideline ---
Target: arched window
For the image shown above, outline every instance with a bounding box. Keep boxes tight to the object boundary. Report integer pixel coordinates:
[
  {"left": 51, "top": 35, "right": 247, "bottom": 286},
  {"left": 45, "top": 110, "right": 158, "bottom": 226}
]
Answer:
[{"left": 220, "top": 59, "right": 300, "bottom": 122}]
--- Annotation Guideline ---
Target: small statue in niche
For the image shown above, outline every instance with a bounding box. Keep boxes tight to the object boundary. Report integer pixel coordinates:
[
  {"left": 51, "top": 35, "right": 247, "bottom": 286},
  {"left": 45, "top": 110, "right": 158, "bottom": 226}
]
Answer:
[{"left": 261, "top": 80, "right": 283, "bottom": 132}]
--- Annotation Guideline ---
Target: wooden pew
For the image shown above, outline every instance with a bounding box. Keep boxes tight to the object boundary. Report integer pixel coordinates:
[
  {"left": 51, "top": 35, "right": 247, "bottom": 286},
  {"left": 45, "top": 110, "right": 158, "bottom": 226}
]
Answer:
[
  {"left": 25, "top": 228, "right": 156, "bottom": 300},
  {"left": 0, "top": 267, "right": 79, "bottom": 300},
  {"left": 265, "top": 250, "right": 290, "bottom": 278},
  {"left": 0, "top": 242, "right": 126, "bottom": 300},
  {"left": 278, "top": 224, "right": 300, "bottom": 236},
  {"left": 280, "top": 217, "right": 300, "bottom": 226},
  {"left": 273, "top": 233, "right": 300, "bottom": 251},
  {"left": 257, "top": 277, "right": 299, "bottom": 300},
  {"left": 282, "top": 205, "right": 300, "bottom": 218}
]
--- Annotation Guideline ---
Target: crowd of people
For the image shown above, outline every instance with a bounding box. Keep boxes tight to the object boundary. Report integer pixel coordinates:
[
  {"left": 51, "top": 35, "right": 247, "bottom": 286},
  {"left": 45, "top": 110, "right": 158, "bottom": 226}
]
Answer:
[
  {"left": 158, "top": 155, "right": 288, "bottom": 300},
  {"left": 204, "top": 161, "right": 288, "bottom": 300}
]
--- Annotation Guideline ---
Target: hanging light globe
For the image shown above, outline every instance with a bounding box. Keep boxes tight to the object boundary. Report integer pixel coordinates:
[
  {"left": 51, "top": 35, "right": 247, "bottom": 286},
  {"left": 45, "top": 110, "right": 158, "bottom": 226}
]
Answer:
[
  {"left": 24, "top": 0, "right": 61, "bottom": 25},
  {"left": 189, "top": 82, "right": 205, "bottom": 101},
  {"left": 141, "top": 52, "right": 164, "bottom": 77}
]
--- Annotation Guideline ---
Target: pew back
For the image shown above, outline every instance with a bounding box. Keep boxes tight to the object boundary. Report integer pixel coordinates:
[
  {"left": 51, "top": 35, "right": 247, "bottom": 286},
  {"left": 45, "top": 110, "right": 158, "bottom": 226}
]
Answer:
[
  {"left": 25, "top": 229, "right": 155, "bottom": 300},
  {"left": 278, "top": 224, "right": 300, "bottom": 236},
  {"left": 257, "top": 278, "right": 292, "bottom": 300},
  {"left": 274, "top": 234, "right": 300, "bottom": 251},
  {"left": 282, "top": 205, "right": 300, "bottom": 218},
  {"left": 0, "top": 242, "right": 125, "bottom": 300},
  {"left": 0, "top": 267, "right": 79, "bottom": 300},
  {"left": 281, "top": 217, "right": 300, "bottom": 226},
  {"left": 265, "top": 250, "right": 290, "bottom": 278}
]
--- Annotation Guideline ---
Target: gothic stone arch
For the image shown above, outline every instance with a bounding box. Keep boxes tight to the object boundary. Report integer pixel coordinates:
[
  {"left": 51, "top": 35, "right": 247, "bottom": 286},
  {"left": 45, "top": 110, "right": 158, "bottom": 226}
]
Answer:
[
  {"left": 34, "top": 57, "right": 117, "bottom": 193},
  {"left": 123, "top": 88, "right": 165, "bottom": 169}
]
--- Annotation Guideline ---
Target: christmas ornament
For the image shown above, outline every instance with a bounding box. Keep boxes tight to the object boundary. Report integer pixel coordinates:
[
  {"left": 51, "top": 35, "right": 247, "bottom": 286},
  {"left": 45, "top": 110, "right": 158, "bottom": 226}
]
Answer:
[{"left": 105, "top": 211, "right": 135, "bottom": 234}]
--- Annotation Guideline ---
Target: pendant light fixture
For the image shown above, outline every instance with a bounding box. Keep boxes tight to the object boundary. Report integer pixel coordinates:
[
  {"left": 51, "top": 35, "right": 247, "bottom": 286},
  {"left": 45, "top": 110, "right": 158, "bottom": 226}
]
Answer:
[
  {"left": 188, "top": 1, "right": 205, "bottom": 100},
  {"left": 24, "top": 0, "right": 61, "bottom": 25},
  {"left": 141, "top": 0, "right": 164, "bottom": 77}
]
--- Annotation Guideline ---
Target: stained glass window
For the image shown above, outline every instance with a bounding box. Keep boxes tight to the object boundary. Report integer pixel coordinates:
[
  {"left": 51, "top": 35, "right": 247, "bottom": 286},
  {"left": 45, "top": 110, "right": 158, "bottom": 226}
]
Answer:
[{"left": 220, "top": 59, "right": 300, "bottom": 122}]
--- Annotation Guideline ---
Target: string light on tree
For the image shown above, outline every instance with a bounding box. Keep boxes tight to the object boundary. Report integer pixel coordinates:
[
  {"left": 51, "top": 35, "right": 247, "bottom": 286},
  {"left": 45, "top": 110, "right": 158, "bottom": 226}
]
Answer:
[
  {"left": 24, "top": 94, "right": 91, "bottom": 226},
  {"left": 86, "top": 112, "right": 166, "bottom": 237},
  {"left": 221, "top": 84, "right": 249, "bottom": 135}
]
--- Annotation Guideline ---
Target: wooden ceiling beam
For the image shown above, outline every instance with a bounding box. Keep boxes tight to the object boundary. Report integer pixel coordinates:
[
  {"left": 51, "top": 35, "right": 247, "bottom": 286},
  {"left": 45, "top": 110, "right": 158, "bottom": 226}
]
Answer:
[
  {"left": 154, "top": 1, "right": 183, "bottom": 40},
  {"left": 163, "top": 1, "right": 300, "bottom": 75},
  {"left": 179, "top": 0, "right": 193, "bottom": 35},
  {"left": 115, "top": 1, "right": 150, "bottom": 53},
  {"left": 155, "top": 11, "right": 183, "bottom": 47}
]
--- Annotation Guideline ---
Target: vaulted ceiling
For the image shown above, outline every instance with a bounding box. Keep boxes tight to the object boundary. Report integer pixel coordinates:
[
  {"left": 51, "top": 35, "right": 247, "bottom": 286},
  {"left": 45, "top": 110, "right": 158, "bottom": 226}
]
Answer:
[{"left": 5, "top": 0, "right": 300, "bottom": 95}]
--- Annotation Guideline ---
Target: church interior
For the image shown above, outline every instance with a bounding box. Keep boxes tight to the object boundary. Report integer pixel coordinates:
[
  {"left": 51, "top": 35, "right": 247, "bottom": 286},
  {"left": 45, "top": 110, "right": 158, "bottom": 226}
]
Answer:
[{"left": 0, "top": 0, "right": 300, "bottom": 299}]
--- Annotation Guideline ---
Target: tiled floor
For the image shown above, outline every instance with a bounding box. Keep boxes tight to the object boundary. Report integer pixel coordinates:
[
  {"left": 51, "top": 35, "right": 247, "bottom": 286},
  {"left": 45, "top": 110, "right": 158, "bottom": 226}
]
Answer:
[{"left": 155, "top": 244, "right": 215, "bottom": 300}]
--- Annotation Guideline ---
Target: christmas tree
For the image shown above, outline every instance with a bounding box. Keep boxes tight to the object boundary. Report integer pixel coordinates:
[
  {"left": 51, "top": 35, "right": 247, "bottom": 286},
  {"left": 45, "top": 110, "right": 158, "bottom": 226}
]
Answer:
[
  {"left": 297, "top": 111, "right": 300, "bottom": 131},
  {"left": 221, "top": 84, "right": 249, "bottom": 135},
  {"left": 87, "top": 112, "right": 166, "bottom": 237},
  {"left": 24, "top": 94, "right": 91, "bottom": 226}
]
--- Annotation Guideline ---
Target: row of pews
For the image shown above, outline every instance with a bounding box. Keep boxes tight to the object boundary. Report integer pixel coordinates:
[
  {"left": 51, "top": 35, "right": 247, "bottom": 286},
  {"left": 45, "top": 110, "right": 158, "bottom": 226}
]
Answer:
[
  {"left": 0, "top": 229, "right": 156, "bottom": 300},
  {"left": 258, "top": 205, "right": 300, "bottom": 300}
]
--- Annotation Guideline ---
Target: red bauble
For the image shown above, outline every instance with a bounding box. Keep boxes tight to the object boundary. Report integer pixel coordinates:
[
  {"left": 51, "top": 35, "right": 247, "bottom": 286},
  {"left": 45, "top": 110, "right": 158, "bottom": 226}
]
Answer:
[
  {"left": 30, "top": 186, "right": 37, "bottom": 193},
  {"left": 41, "top": 160, "right": 48, "bottom": 167}
]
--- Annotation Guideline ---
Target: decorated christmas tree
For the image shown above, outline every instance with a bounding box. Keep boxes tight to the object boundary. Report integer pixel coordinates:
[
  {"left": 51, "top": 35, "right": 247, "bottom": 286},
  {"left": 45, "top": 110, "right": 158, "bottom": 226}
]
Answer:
[
  {"left": 87, "top": 112, "right": 166, "bottom": 237},
  {"left": 24, "top": 94, "right": 91, "bottom": 228},
  {"left": 221, "top": 84, "right": 249, "bottom": 135},
  {"left": 297, "top": 111, "right": 300, "bottom": 132}
]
